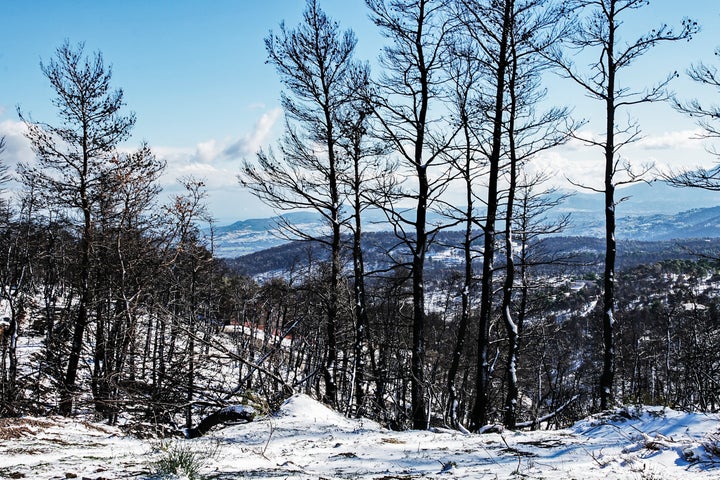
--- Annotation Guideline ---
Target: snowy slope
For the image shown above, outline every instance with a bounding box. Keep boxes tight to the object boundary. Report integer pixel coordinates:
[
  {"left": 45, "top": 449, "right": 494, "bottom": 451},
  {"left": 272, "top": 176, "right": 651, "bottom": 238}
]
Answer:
[{"left": 1, "top": 395, "right": 718, "bottom": 479}]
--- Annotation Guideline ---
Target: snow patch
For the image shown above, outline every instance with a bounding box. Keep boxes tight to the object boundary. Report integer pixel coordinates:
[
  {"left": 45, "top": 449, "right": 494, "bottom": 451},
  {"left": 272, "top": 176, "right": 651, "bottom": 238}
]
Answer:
[
  {"left": 275, "top": 393, "right": 375, "bottom": 430},
  {"left": 1, "top": 401, "right": 719, "bottom": 479}
]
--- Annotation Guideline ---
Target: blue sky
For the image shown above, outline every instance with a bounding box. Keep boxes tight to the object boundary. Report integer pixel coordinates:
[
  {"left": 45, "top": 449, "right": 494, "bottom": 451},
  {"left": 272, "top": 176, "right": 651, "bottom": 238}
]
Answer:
[{"left": 0, "top": 1, "right": 718, "bottom": 223}]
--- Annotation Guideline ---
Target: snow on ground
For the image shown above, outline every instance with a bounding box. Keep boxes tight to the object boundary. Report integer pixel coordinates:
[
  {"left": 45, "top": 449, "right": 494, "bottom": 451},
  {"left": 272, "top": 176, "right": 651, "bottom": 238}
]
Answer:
[{"left": 1, "top": 395, "right": 719, "bottom": 479}]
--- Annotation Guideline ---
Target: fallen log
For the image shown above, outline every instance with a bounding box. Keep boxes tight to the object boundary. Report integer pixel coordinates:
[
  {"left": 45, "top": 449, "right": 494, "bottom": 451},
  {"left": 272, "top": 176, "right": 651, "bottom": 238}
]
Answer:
[{"left": 184, "top": 405, "right": 256, "bottom": 439}]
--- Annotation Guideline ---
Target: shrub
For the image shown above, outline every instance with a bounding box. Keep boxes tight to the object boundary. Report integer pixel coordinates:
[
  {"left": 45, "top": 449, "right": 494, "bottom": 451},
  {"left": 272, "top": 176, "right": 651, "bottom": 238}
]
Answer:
[{"left": 152, "top": 439, "right": 218, "bottom": 479}]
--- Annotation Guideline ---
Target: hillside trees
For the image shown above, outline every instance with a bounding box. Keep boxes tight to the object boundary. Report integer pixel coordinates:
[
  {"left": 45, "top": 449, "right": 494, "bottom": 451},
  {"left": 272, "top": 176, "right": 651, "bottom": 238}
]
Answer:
[
  {"left": 5, "top": 1, "right": 715, "bottom": 433},
  {"left": 240, "top": 0, "right": 363, "bottom": 409},
  {"left": 160, "top": 177, "right": 215, "bottom": 429},
  {"left": 549, "top": 0, "right": 697, "bottom": 410},
  {"left": 13, "top": 42, "right": 243, "bottom": 425},
  {"left": 18, "top": 41, "right": 137, "bottom": 415},
  {"left": 89, "top": 144, "right": 165, "bottom": 423}
]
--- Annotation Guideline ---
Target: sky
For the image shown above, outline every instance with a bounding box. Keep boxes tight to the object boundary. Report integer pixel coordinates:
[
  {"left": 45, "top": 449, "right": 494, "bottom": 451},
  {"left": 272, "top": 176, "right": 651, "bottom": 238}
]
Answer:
[{"left": 1, "top": 1, "right": 719, "bottom": 224}]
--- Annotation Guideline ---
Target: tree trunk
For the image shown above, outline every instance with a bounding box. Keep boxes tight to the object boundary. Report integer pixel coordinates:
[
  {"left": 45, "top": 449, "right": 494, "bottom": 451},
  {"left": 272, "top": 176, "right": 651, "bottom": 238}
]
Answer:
[
  {"left": 411, "top": 164, "right": 429, "bottom": 430},
  {"left": 61, "top": 129, "right": 93, "bottom": 416},
  {"left": 446, "top": 121, "right": 474, "bottom": 429},
  {"left": 502, "top": 34, "right": 520, "bottom": 430},
  {"left": 600, "top": 9, "right": 617, "bottom": 411},
  {"left": 471, "top": 0, "right": 513, "bottom": 432},
  {"left": 352, "top": 181, "right": 369, "bottom": 418}
]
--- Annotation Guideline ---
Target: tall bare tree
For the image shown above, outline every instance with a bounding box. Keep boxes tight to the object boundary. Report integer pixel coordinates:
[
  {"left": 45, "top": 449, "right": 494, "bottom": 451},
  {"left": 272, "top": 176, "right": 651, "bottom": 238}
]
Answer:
[
  {"left": 441, "top": 39, "right": 484, "bottom": 430},
  {"left": 549, "top": 0, "right": 696, "bottom": 409},
  {"left": 494, "top": 0, "right": 577, "bottom": 429},
  {"left": 454, "top": 0, "right": 515, "bottom": 431},
  {"left": 240, "top": 0, "right": 361, "bottom": 408},
  {"left": 336, "top": 66, "right": 388, "bottom": 417},
  {"left": 366, "top": 0, "right": 455, "bottom": 429},
  {"left": 18, "top": 41, "right": 136, "bottom": 415}
]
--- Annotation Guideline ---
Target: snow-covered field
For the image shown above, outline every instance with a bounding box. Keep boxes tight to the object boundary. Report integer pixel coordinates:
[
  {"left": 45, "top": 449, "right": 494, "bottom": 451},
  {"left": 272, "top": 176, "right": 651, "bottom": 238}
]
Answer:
[{"left": 2, "top": 394, "right": 719, "bottom": 479}]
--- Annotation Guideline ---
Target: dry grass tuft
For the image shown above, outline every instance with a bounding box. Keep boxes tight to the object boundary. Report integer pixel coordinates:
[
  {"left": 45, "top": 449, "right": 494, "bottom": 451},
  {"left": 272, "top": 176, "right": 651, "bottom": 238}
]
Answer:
[{"left": 0, "top": 418, "right": 55, "bottom": 440}]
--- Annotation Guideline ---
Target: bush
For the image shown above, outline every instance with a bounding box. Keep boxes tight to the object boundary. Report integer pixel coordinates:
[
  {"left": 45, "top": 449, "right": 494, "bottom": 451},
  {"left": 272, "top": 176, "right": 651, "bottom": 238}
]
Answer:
[{"left": 151, "top": 439, "right": 219, "bottom": 479}]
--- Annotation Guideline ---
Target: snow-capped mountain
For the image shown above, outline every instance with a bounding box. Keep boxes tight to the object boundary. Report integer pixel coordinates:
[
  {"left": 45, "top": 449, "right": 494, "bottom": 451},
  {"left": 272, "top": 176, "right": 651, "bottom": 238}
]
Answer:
[{"left": 209, "top": 211, "right": 326, "bottom": 258}]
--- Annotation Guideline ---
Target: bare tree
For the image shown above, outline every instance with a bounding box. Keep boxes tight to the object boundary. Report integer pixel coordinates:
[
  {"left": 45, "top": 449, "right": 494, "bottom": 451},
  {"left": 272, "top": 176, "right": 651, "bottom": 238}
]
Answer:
[
  {"left": 336, "top": 66, "right": 389, "bottom": 417},
  {"left": 0, "top": 137, "right": 10, "bottom": 194},
  {"left": 454, "top": 0, "right": 515, "bottom": 431},
  {"left": 240, "top": 0, "right": 361, "bottom": 408},
  {"left": 549, "top": 0, "right": 697, "bottom": 410},
  {"left": 440, "top": 39, "right": 484, "bottom": 430},
  {"left": 18, "top": 41, "right": 136, "bottom": 415},
  {"left": 162, "top": 177, "right": 213, "bottom": 431},
  {"left": 89, "top": 144, "right": 165, "bottom": 423},
  {"left": 0, "top": 136, "right": 20, "bottom": 414},
  {"left": 366, "top": 0, "right": 456, "bottom": 429},
  {"left": 497, "top": 0, "right": 576, "bottom": 429}
]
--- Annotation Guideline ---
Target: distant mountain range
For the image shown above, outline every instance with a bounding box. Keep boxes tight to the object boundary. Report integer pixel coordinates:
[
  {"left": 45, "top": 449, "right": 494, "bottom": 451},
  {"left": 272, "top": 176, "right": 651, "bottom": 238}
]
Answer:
[
  {"left": 209, "top": 211, "right": 322, "bottom": 258},
  {"left": 209, "top": 181, "right": 720, "bottom": 258}
]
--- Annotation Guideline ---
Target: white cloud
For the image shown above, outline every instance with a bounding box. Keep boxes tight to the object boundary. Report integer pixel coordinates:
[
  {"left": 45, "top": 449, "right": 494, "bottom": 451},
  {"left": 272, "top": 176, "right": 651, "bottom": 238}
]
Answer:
[
  {"left": 0, "top": 119, "right": 28, "bottom": 137},
  {"left": 222, "top": 108, "right": 282, "bottom": 159},
  {"left": 149, "top": 109, "right": 285, "bottom": 221},
  {"left": 154, "top": 107, "right": 282, "bottom": 172},
  {"left": 529, "top": 145, "right": 605, "bottom": 191},
  {"left": 153, "top": 108, "right": 283, "bottom": 190},
  {"left": 637, "top": 129, "right": 705, "bottom": 150},
  {"left": 196, "top": 139, "right": 221, "bottom": 162},
  {"left": 520, "top": 126, "right": 715, "bottom": 194},
  {"left": 0, "top": 120, "right": 34, "bottom": 169},
  {"left": 0, "top": 108, "right": 283, "bottom": 220}
]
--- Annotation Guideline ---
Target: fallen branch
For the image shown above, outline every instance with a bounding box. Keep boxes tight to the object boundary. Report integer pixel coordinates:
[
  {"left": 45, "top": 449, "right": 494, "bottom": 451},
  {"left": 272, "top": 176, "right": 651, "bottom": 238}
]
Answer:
[
  {"left": 515, "top": 394, "right": 580, "bottom": 430},
  {"left": 184, "top": 405, "right": 255, "bottom": 439}
]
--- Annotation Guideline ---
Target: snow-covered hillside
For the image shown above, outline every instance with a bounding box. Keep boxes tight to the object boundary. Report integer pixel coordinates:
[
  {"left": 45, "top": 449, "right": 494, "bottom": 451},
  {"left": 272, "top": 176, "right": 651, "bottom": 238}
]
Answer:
[{"left": 2, "top": 394, "right": 718, "bottom": 479}]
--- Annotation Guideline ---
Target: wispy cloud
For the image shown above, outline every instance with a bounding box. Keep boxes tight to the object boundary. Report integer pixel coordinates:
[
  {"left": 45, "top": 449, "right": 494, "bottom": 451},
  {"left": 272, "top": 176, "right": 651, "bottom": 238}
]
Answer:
[
  {"left": 222, "top": 108, "right": 281, "bottom": 159},
  {"left": 637, "top": 129, "right": 706, "bottom": 150},
  {"left": 155, "top": 108, "right": 283, "bottom": 212}
]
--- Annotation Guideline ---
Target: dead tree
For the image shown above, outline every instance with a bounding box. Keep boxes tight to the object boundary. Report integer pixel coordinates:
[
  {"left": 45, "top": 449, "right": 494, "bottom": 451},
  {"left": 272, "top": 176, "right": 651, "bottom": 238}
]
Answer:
[{"left": 549, "top": 0, "right": 697, "bottom": 410}]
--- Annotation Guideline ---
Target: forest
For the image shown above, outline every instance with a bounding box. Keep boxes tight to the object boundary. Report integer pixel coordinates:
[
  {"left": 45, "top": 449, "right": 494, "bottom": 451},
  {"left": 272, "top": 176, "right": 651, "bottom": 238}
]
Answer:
[{"left": 1, "top": 0, "right": 720, "bottom": 438}]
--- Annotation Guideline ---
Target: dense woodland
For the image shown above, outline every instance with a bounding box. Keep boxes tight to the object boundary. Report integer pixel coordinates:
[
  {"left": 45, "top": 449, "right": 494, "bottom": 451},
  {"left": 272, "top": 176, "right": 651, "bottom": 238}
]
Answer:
[{"left": 2, "top": 0, "right": 720, "bottom": 435}]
